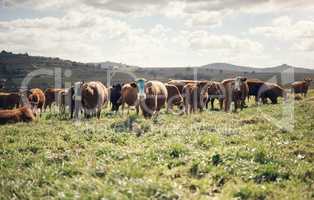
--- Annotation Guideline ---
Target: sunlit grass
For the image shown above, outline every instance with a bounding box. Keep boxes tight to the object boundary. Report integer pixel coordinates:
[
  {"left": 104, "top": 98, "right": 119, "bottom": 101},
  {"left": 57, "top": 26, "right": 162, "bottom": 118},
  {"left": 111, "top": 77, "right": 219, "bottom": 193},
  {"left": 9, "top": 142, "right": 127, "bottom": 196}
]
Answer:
[{"left": 1, "top": 91, "right": 314, "bottom": 199}]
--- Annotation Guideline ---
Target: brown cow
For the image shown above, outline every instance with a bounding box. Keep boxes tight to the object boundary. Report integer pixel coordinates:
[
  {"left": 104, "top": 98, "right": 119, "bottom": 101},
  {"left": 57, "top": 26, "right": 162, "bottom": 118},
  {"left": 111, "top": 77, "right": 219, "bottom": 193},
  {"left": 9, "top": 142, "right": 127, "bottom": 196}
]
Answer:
[
  {"left": 168, "top": 80, "right": 201, "bottom": 94},
  {"left": 0, "top": 107, "right": 36, "bottom": 124},
  {"left": 28, "top": 88, "right": 45, "bottom": 112},
  {"left": 206, "top": 81, "right": 224, "bottom": 110},
  {"left": 118, "top": 83, "right": 139, "bottom": 114},
  {"left": 165, "top": 84, "right": 183, "bottom": 112},
  {"left": 44, "top": 88, "right": 65, "bottom": 111},
  {"left": 183, "top": 81, "right": 210, "bottom": 114},
  {"left": 291, "top": 78, "right": 312, "bottom": 97},
  {"left": 81, "top": 81, "right": 108, "bottom": 119},
  {"left": 259, "top": 83, "right": 287, "bottom": 104},
  {"left": 134, "top": 80, "right": 168, "bottom": 118},
  {"left": 221, "top": 77, "right": 248, "bottom": 112},
  {"left": 0, "top": 92, "right": 21, "bottom": 109}
]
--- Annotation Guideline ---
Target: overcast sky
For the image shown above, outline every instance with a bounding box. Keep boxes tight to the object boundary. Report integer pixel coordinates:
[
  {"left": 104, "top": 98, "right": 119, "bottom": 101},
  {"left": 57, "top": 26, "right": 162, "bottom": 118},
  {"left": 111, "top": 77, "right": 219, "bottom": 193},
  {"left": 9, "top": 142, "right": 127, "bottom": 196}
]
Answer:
[{"left": 0, "top": 0, "right": 314, "bottom": 68}]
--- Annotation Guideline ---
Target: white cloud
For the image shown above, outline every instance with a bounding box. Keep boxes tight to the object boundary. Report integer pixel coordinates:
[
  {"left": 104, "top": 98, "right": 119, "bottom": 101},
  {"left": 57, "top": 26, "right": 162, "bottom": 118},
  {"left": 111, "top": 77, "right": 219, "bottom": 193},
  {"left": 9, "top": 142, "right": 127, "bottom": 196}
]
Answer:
[
  {"left": 176, "top": 30, "right": 263, "bottom": 53},
  {"left": 185, "top": 11, "right": 223, "bottom": 28},
  {"left": 250, "top": 16, "right": 314, "bottom": 51}
]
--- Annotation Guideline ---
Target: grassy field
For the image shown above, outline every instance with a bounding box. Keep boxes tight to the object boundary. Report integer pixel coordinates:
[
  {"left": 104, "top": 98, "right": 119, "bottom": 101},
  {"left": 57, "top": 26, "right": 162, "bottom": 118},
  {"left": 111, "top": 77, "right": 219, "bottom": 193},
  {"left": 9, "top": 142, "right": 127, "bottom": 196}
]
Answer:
[{"left": 1, "top": 92, "right": 314, "bottom": 200}]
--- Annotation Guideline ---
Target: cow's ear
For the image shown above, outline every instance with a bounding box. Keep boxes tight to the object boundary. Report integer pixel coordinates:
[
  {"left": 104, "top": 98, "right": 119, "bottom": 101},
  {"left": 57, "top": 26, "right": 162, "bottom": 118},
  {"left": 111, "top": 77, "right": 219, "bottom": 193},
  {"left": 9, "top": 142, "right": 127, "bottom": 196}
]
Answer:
[
  {"left": 130, "top": 82, "right": 137, "bottom": 88},
  {"left": 241, "top": 77, "right": 247, "bottom": 82}
]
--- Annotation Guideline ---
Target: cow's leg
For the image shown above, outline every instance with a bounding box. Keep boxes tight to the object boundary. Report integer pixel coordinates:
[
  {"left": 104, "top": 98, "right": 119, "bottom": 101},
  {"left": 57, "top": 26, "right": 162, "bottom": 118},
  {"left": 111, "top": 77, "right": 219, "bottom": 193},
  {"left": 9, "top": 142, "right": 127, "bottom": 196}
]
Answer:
[
  {"left": 97, "top": 108, "right": 101, "bottom": 119},
  {"left": 224, "top": 99, "right": 228, "bottom": 112},
  {"left": 135, "top": 103, "right": 139, "bottom": 115},
  {"left": 211, "top": 98, "right": 215, "bottom": 110}
]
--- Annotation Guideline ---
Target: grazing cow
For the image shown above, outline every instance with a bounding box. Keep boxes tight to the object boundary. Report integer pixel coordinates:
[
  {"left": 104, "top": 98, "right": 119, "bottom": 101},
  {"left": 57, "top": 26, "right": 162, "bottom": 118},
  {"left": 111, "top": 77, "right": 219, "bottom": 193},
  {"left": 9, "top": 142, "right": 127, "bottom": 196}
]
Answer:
[
  {"left": 291, "top": 78, "right": 312, "bottom": 97},
  {"left": 247, "top": 79, "right": 265, "bottom": 103},
  {"left": 183, "top": 81, "right": 210, "bottom": 114},
  {"left": 133, "top": 79, "right": 168, "bottom": 118},
  {"left": 0, "top": 107, "right": 36, "bottom": 124},
  {"left": 44, "top": 88, "right": 65, "bottom": 111},
  {"left": 165, "top": 84, "right": 183, "bottom": 112},
  {"left": 109, "top": 84, "right": 122, "bottom": 112},
  {"left": 221, "top": 77, "right": 248, "bottom": 112},
  {"left": 205, "top": 81, "right": 224, "bottom": 110},
  {"left": 0, "top": 92, "right": 21, "bottom": 109},
  {"left": 118, "top": 83, "right": 139, "bottom": 114},
  {"left": 81, "top": 81, "right": 108, "bottom": 119},
  {"left": 28, "top": 88, "right": 45, "bottom": 112},
  {"left": 258, "top": 83, "right": 287, "bottom": 104}
]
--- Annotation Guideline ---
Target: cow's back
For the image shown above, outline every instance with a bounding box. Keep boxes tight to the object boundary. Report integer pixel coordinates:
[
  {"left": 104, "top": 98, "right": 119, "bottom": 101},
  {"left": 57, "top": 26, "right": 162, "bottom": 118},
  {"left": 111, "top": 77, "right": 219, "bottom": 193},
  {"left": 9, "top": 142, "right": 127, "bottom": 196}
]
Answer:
[
  {"left": 81, "top": 81, "right": 107, "bottom": 110},
  {"left": 121, "top": 84, "right": 138, "bottom": 106}
]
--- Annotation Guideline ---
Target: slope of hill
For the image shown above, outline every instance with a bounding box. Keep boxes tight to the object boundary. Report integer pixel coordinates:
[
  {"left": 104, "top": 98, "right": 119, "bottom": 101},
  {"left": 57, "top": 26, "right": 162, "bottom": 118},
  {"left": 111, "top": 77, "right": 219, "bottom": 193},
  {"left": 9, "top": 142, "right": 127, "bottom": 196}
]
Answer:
[{"left": 1, "top": 50, "right": 313, "bottom": 90}]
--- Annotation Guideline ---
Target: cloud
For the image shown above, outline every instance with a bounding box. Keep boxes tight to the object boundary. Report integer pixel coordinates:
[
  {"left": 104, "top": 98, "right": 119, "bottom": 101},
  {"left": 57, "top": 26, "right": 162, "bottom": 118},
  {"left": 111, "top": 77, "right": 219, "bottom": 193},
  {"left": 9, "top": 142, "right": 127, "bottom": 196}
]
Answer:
[
  {"left": 175, "top": 30, "right": 263, "bottom": 53},
  {"left": 4, "top": 0, "right": 314, "bottom": 13},
  {"left": 184, "top": 11, "right": 223, "bottom": 28},
  {"left": 250, "top": 16, "right": 314, "bottom": 51}
]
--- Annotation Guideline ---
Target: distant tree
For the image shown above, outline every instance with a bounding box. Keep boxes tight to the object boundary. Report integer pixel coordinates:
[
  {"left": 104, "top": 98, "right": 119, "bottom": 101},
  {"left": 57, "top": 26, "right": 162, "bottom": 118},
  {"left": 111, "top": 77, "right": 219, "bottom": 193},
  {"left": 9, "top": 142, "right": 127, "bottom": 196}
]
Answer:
[{"left": 219, "top": 69, "right": 223, "bottom": 74}]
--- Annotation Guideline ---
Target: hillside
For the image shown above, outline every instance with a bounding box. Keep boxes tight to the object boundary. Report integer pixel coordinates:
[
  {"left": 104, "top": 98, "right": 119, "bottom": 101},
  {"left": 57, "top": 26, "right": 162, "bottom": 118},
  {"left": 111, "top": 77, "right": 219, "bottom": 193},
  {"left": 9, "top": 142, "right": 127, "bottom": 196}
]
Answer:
[{"left": 1, "top": 50, "right": 313, "bottom": 90}]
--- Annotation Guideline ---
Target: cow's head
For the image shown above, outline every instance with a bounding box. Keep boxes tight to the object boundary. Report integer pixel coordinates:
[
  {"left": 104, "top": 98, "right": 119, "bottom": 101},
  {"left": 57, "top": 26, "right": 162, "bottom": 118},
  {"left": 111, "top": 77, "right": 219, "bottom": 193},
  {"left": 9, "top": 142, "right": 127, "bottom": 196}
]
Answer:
[
  {"left": 132, "top": 78, "right": 147, "bottom": 101},
  {"left": 112, "top": 83, "right": 122, "bottom": 91},
  {"left": 234, "top": 77, "right": 247, "bottom": 92},
  {"left": 304, "top": 78, "right": 312, "bottom": 85}
]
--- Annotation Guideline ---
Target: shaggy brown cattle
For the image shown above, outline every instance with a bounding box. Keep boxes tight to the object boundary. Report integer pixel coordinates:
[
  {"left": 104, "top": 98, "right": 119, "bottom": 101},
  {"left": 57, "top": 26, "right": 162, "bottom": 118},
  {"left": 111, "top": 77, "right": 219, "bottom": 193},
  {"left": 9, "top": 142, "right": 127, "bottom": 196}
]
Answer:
[
  {"left": 259, "top": 83, "right": 287, "bottom": 104},
  {"left": 206, "top": 81, "right": 224, "bottom": 110},
  {"left": 0, "top": 107, "right": 36, "bottom": 124},
  {"left": 81, "top": 81, "right": 108, "bottom": 118},
  {"left": 0, "top": 92, "right": 21, "bottom": 109},
  {"left": 28, "top": 88, "right": 45, "bottom": 112},
  {"left": 247, "top": 79, "right": 265, "bottom": 103},
  {"left": 119, "top": 83, "right": 139, "bottom": 114},
  {"left": 134, "top": 80, "right": 168, "bottom": 118},
  {"left": 44, "top": 88, "right": 65, "bottom": 111},
  {"left": 183, "top": 81, "right": 210, "bottom": 114},
  {"left": 165, "top": 84, "right": 183, "bottom": 112},
  {"left": 221, "top": 77, "right": 248, "bottom": 112},
  {"left": 291, "top": 78, "right": 312, "bottom": 97}
]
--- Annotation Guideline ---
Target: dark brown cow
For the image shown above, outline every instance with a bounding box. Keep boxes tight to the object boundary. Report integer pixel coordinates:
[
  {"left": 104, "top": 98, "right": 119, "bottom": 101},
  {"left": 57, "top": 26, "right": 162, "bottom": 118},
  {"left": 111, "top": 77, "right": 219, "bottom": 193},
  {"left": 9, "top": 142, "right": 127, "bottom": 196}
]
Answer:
[
  {"left": 259, "top": 83, "right": 287, "bottom": 104},
  {"left": 221, "top": 77, "right": 248, "bottom": 112},
  {"left": 0, "top": 107, "right": 36, "bottom": 124},
  {"left": 183, "top": 81, "right": 209, "bottom": 114},
  {"left": 81, "top": 81, "right": 108, "bottom": 119},
  {"left": 119, "top": 83, "right": 139, "bottom": 114},
  {"left": 247, "top": 79, "right": 265, "bottom": 103},
  {"left": 206, "top": 81, "right": 224, "bottom": 110},
  {"left": 165, "top": 84, "right": 183, "bottom": 112},
  {"left": 291, "top": 78, "right": 312, "bottom": 97},
  {"left": 0, "top": 92, "right": 21, "bottom": 109},
  {"left": 28, "top": 88, "right": 45, "bottom": 112},
  {"left": 44, "top": 88, "right": 65, "bottom": 111},
  {"left": 134, "top": 80, "right": 168, "bottom": 118}
]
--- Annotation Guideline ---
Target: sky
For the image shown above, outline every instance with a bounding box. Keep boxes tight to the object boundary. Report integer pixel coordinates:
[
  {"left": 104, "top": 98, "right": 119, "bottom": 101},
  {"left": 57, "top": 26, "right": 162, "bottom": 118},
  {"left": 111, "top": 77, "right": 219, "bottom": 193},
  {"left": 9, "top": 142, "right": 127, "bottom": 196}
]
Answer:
[{"left": 0, "top": 0, "right": 314, "bottom": 68}]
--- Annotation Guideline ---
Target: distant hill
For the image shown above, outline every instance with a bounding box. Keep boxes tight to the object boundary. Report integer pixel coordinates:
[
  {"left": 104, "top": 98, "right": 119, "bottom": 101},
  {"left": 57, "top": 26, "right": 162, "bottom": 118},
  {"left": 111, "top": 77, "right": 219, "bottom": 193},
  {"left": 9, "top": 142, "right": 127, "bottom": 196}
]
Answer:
[
  {"left": 1, "top": 50, "right": 313, "bottom": 90},
  {"left": 200, "top": 63, "right": 314, "bottom": 74}
]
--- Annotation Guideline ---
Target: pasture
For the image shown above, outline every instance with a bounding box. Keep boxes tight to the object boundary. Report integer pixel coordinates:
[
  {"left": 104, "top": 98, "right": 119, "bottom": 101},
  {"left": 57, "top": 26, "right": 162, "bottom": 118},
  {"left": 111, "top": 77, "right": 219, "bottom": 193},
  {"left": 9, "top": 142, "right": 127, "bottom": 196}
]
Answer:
[{"left": 1, "top": 92, "right": 314, "bottom": 200}]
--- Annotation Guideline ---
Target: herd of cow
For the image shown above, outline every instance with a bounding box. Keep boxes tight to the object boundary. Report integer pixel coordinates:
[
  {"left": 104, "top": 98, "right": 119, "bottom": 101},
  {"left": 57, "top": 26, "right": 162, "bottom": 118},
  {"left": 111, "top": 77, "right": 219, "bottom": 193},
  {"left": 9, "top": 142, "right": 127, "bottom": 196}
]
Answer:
[{"left": 0, "top": 77, "right": 312, "bottom": 125}]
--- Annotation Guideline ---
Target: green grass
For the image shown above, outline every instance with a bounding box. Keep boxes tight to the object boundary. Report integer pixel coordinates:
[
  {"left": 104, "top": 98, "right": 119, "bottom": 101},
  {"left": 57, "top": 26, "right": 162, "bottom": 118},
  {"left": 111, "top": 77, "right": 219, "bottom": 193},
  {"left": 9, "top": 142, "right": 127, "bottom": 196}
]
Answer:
[{"left": 1, "top": 91, "right": 314, "bottom": 199}]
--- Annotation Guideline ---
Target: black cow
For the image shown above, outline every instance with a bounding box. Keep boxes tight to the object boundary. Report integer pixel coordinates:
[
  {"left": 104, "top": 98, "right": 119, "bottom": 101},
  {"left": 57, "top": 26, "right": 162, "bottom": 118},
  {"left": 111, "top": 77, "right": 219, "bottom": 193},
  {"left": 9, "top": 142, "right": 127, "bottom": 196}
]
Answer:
[{"left": 110, "top": 84, "right": 122, "bottom": 112}]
